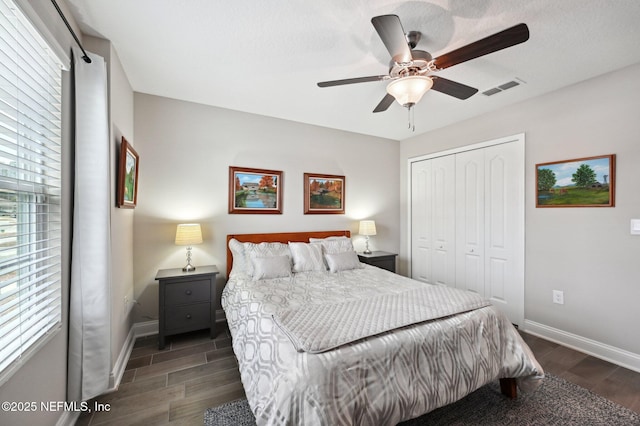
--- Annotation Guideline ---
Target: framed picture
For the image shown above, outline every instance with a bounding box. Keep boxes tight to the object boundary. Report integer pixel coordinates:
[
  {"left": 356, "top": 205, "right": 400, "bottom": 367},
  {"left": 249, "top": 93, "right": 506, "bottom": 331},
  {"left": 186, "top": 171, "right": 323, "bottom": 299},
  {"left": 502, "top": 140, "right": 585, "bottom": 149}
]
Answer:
[
  {"left": 536, "top": 154, "right": 615, "bottom": 207},
  {"left": 117, "top": 137, "right": 139, "bottom": 208},
  {"left": 304, "top": 173, "right": 345, "bottom": 214},
  {"left": 229, "top": 166, "right": 283, "bottom": 214}
]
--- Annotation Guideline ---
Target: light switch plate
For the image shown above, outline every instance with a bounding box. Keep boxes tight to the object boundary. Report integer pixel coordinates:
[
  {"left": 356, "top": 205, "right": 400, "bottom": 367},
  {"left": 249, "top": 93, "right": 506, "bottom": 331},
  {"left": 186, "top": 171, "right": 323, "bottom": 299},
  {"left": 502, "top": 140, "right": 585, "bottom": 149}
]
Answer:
[{"left": 631, "top": 219, "right": 640, "bottom": 235}]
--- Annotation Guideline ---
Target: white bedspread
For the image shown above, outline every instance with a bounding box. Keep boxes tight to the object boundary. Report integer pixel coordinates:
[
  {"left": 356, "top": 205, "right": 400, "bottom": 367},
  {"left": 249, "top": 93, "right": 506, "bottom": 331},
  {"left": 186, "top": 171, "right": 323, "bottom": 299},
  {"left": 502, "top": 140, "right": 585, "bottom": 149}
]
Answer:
[
  {"left": 273, "top": 284, "right": 491, "bottom": 353},
  {"left": 222, "top": 265, "right": 543, "bottom": 426}
]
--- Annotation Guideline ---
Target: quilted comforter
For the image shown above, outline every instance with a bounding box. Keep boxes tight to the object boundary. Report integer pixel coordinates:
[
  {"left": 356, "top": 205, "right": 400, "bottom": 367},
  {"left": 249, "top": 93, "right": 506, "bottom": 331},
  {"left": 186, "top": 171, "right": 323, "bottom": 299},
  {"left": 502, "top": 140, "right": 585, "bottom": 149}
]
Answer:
[{"left": 222, "top": 265, "right": 543, "bottom": 425}]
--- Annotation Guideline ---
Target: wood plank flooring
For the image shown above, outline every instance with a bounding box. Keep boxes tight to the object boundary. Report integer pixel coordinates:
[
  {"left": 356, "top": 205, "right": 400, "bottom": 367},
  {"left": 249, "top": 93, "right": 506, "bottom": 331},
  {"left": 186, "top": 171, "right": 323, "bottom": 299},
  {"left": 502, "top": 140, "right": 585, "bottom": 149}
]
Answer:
[{"left": 75, "top": 324, "right": 640, "bottom": 425}]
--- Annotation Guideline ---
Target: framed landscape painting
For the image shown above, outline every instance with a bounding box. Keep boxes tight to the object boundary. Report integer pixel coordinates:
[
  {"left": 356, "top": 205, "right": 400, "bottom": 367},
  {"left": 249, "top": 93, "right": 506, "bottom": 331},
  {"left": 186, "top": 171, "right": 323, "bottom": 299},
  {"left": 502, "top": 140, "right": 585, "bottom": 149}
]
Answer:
[
  {"left": 229, "top": 166, "right": 283, "bottom": 214},
  {"left": 117, "top": 137, "right": 139, "bottom": 208},
  {"left": 304, "top": 173, "right": 345, "bottom": 214},
  {"left": 536, "top": 154, "right": 615, "bottom": 207}
]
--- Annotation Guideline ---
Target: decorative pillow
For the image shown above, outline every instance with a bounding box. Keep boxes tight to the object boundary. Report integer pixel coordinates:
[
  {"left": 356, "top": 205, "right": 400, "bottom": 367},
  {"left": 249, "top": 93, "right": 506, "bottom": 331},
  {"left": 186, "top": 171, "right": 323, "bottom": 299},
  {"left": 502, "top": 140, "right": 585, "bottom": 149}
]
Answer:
[
  {"left": 251, "top": 255, "right": 292, "bottom": 280},
  {"left": 244, "top": 242, "right": 291, "bottom": 277},
  {"left": 325, "top": 250, "right": 362, "bottom": 273},
  {"left": 228, "top": 238, "right": 247, "bottom": 277},
  {"left": 309, "top": 236, "right": 354, "bottom": 254},
  {"left": 288, "top": 242, "right": 325, "bottom": 272}
]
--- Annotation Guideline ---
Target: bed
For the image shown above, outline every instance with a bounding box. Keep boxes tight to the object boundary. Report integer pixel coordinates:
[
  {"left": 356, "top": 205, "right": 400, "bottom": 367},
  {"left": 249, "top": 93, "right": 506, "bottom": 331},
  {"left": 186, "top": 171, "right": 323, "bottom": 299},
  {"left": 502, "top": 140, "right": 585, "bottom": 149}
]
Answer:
[{"left": 222, "top": 230, "right": 543, "bottom": 425}]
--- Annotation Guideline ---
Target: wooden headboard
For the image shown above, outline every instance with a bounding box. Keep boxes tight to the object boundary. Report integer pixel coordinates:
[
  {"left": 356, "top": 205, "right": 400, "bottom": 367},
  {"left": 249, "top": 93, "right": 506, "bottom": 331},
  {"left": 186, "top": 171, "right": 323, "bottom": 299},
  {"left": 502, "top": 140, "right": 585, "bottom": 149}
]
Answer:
[{"left": 225, "top": 230, "right": 351, "bottom": 277}]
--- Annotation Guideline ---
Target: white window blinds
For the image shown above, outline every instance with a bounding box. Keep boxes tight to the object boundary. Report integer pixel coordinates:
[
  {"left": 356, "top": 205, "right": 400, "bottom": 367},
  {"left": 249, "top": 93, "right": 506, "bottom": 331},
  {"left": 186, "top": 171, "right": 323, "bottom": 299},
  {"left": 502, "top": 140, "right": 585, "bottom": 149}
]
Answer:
[{"left": 0, "top": 0, "right": 63, "bottom": 381}]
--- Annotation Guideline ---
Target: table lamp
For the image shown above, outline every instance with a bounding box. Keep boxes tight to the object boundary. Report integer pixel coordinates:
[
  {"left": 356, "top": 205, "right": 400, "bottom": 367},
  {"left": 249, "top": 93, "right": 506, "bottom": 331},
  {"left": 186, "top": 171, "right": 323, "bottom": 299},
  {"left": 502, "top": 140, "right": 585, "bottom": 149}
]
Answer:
[
  {"left": 359, "top": 220, "right": 377, "bottom": 254},
  {"left": 175, "top": 223, "right": 203, "bottom": 271}
]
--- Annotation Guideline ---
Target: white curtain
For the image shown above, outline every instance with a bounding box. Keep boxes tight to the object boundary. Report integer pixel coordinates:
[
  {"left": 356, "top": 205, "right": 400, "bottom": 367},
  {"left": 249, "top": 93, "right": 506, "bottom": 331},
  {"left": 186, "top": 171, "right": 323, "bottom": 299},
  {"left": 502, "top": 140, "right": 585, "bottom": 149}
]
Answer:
[{"left": 68, "top": 51, "right": 112, "bottom": 402}]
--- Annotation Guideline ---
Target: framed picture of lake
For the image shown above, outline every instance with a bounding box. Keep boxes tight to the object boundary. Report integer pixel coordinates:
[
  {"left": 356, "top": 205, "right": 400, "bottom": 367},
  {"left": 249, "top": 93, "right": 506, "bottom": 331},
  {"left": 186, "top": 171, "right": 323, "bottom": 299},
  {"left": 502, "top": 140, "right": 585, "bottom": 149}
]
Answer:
[
  {"left": 229, "top": 166, "right": 283, "bottom": 214},
  {"left": 536, "top": 154, "right": 615, "bottom": 208},
  {"left": 304, "top": 173, "right": 345, "bottom": 214},
  {"left": 117, "top": 137, "right": 139, "bottom": 208}
]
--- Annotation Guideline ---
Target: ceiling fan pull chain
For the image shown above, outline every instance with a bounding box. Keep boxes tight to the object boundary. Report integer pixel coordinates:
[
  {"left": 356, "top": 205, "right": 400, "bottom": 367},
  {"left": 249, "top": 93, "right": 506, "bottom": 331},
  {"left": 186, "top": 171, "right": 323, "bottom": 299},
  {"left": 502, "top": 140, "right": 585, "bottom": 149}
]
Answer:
[{"left": 407, "top": 104, "right": 416, "bottom": 132}]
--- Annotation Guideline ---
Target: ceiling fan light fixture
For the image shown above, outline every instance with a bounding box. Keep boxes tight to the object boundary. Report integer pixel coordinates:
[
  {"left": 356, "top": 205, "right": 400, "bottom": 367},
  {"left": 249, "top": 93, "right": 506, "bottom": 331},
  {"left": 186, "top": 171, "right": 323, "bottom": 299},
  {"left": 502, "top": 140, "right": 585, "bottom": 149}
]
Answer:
[{"left": 386, "top": 75, "right": 433, "bottom": 107}]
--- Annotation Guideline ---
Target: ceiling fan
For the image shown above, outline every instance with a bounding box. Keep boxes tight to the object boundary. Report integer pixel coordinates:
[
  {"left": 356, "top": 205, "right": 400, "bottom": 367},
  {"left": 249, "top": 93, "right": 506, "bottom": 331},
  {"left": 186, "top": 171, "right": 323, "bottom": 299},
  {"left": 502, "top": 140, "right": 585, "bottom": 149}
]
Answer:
[{"left": 317, "top": 15, "right": 529, "bottom": 120}]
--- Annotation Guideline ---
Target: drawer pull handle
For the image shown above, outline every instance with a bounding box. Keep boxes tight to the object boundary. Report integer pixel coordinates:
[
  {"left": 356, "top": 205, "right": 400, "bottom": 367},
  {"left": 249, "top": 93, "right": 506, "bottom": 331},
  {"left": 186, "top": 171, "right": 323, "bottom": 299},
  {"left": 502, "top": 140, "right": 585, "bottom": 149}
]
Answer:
[
  {"left": 186, "top": 314, "right": 192, "bottom": 320},
  {"left": 185, "top": 290, "right": 192, "bottom": 295}
]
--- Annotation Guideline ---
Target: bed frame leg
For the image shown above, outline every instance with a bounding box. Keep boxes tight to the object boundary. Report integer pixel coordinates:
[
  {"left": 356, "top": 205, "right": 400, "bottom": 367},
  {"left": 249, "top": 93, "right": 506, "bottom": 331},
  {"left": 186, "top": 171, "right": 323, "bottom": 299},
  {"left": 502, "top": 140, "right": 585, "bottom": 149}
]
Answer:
[{"left": 500, "top": 378, "right": 517, "bottom": 399}]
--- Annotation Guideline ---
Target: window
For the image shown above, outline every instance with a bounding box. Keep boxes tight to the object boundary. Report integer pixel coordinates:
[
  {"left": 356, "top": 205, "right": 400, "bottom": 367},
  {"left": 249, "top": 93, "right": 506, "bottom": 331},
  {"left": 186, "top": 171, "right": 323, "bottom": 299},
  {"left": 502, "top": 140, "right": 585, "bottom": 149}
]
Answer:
[{"left": 0, "top": 0, "right": 63, "bottom": 382}]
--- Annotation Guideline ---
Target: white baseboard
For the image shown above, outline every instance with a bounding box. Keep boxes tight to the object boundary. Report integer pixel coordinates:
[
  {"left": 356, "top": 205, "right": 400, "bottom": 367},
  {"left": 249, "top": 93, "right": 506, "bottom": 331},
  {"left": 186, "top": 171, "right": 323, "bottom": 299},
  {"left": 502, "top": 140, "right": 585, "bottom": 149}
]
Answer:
[
  {"left": 523, "top": 320, "right": 640, "bottom": 373},
  {"left": 107, "top": 326, "right": 136, "bottom": 392},
  {"left": 132, "top": 319, "right": 159, "bottom": 338}
]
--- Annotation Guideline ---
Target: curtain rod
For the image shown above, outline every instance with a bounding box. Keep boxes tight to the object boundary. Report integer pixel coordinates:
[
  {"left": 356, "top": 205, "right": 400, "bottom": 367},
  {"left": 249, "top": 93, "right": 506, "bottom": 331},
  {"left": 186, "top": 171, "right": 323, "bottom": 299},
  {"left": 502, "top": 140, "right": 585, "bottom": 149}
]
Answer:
[{"left": 50, "top": 0, "right": 91, "bottom": 63}]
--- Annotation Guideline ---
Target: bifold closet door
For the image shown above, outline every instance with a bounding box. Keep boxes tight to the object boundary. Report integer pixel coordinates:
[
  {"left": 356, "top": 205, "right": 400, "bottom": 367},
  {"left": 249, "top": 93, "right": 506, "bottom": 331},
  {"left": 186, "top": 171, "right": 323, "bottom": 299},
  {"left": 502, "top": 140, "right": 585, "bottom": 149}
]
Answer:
[
  {"left": 454, "top": 142, "right": 524, "bottom": 325},
  {"left": 410, "top": 155, "right": 455, "bottom": 286},
  {"left": 411, "top": 137, "right": 524, "bottom": 326}
]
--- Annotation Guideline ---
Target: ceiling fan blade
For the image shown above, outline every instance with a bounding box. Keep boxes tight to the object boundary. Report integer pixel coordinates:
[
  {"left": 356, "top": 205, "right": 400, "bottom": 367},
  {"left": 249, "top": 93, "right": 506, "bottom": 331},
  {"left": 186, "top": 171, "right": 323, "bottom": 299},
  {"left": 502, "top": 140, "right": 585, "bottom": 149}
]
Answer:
[
  {"left": 431, "top": 76, "right": 478, "bottom": 100},
  {"left": 371, "top": 15, "right": 413, "bottom": 64},
  {"left": 433, "top": 23, "right": 529, "bottom": 70},
  {"left": 373, "top": 93, "right": 396, "bottom": 113},
  {"left": 317, "top": 75, "right": 389, "bottom": 88}
]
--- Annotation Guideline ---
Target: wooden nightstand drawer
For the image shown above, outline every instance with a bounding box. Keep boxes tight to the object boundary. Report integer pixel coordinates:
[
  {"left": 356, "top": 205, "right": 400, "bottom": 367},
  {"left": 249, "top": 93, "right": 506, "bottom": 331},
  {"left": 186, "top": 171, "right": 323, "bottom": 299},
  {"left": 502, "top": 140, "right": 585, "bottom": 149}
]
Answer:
[
  {"left": 165, "top": 302, "right": 211, "bottom": 332},
  {"left": 155, "top": 265, "right": 219, "bottom": 349},
  {"left": 165, "top": 279, "right": 210, "bottom": 304}
]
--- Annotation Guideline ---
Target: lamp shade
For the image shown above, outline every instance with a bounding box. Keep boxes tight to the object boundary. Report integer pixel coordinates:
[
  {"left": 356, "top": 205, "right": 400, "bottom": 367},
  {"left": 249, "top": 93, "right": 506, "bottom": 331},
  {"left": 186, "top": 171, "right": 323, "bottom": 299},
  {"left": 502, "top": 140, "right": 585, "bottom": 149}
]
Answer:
[
  {"left": 359, "top": 220, "right": 377, "bottom": 236},
  {"left": 386, "top": 76, "right": 433, "bottom": 106},
  {"left": 175, "top": 223, "right": 203, "bottom": 246}
]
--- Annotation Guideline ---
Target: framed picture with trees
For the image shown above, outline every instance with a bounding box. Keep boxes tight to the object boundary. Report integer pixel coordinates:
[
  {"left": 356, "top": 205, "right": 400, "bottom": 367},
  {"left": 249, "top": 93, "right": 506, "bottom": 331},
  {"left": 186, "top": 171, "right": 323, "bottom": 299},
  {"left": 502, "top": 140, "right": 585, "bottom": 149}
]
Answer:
[
  {"left": 303, "top": 173, "right": 345, "bottom": 214},
  {"left": 117, "top": 137, "right": 139, "bottom": 208},
  {"left": 536, "top": 154, "right": 615, "bottom": 207},
  {"left": 229, "top": 166, "right": 283, "bottom": 214}
]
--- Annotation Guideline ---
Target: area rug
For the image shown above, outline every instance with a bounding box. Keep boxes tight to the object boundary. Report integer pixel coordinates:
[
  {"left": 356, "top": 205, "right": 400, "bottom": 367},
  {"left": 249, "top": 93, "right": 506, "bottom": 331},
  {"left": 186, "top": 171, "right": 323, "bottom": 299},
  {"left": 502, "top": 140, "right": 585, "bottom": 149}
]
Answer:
[{"left": 203, "top": 373, "right": 640, "bottom": 425}]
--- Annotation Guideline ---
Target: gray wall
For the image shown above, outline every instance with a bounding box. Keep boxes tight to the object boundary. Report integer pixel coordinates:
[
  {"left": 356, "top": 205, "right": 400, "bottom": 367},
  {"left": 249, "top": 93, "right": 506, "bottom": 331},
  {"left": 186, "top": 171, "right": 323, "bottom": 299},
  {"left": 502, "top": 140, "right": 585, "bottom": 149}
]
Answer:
[
  {"left": 132, "top": 94, "right": 400, "bottom": 323},
  {"left": 400, "top": 62, "right": 640, "bottom": 363}
]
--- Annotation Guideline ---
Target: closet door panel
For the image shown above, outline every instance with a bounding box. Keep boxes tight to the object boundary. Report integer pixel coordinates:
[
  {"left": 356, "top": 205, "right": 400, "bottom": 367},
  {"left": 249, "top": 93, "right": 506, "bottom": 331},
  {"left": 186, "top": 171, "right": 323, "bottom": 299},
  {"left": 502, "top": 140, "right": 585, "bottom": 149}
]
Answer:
[
  {"left": 411, "top": 160, "right": 432, "bottom": 283},
  {"left": 431, "top": 155, "right": 456, "bottom": 286},
  {"left": 484, "top": 142, "right": 524, "bottom": 326},
  {"left": 455, "top": 149, "right": 485, "bottom": 295}
]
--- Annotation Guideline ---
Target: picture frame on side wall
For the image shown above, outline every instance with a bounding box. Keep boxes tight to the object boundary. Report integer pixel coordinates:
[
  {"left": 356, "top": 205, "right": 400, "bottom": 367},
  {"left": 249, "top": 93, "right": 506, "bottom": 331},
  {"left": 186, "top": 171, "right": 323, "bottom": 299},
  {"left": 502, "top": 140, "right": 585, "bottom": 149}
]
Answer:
[
  {"left": 117, "top": 137, "right": 139, "bottom": 208},
  {"left": 303, "top": 173, "right": 345, "bottom": 214},
  {"left": 229, "top": 166, "right": 283, "bottom": 214},
  {"left": 536, "top": 154, "right": 615, "bottom": 207}
]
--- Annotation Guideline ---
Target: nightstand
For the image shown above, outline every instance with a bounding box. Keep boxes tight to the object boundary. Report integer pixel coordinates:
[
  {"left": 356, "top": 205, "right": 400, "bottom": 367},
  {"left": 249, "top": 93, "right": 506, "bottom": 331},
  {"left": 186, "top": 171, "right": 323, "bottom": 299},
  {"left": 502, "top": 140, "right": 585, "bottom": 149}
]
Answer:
[
  {"left": 155, "top": 265, "right": 219, "bottom": 349},
  {"left": 358, "top": 251, "right": 398, "bottom": 273}
]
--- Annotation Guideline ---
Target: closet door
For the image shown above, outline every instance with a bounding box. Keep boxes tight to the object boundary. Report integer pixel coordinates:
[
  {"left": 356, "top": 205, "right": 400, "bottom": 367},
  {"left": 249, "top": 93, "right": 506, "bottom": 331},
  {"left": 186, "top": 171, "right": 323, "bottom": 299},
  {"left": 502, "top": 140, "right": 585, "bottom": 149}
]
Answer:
[
  {"left": 455, "top": 149, "right": 485, "bottom": 295},
  {"left": 430, "top": 155, "right": 456, "bottom": 287},
  {"left": 484, "top": 142, "right": 524, "bottom": 326},
  {"left": 410, "top": 159, "right": 432, "bottom": 283}
]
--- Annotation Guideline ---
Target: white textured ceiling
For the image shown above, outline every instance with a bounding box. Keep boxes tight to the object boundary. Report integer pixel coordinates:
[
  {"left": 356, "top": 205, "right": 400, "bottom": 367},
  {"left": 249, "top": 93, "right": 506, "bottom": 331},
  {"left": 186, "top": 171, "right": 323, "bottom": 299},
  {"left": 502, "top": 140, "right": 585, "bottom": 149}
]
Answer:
[{"left": 65, "top": 0, "right": 640, "bottom": 141}]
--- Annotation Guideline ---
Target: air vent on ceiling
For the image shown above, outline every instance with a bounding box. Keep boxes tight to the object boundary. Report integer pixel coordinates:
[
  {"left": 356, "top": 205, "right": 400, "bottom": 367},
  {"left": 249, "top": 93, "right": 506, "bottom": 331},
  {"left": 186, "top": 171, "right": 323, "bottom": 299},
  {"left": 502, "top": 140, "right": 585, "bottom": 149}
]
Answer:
[{"left": 482, "top": 78, "right": 524, "bottom": 96}]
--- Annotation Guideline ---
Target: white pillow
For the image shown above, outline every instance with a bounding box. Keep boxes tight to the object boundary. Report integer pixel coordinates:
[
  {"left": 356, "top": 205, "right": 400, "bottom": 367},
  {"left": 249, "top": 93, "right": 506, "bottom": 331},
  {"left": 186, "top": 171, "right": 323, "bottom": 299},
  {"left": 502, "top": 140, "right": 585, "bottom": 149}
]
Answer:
[
  {"left": 309, "top": 236, "right": 354, "bottom": 254},
  {"left": 288, "top": 242, "right": 325, "bottom": 272},
  {"left": 251, "top": 255, "right": 292, "bottom": 280},
  {"left": 244, "top": 242, "right": 291, "bottom": 277},
  {"left": 325, "top": 250, "right": 362, "bottom": 273},
  {"left": 228, "top": 238, "right": 247, "bottom": 277}
]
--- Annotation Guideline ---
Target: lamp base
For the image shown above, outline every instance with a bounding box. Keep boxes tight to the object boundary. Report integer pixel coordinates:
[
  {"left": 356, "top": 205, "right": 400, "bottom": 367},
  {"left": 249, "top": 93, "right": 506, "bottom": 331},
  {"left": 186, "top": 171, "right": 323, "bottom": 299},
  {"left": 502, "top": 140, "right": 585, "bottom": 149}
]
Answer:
[
  {"left": 182, "top": 263, "right": 196, "bottom": 272},
  {"left": 363, "top": 249, "right": 372, "bottom": 255}
]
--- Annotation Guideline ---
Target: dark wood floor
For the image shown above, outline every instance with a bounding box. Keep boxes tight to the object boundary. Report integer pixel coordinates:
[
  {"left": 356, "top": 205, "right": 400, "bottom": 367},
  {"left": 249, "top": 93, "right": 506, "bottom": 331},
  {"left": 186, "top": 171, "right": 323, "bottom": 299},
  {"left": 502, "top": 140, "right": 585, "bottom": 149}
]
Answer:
[{"left": 76, "top": 324, "right": 640, "bottom": 425}]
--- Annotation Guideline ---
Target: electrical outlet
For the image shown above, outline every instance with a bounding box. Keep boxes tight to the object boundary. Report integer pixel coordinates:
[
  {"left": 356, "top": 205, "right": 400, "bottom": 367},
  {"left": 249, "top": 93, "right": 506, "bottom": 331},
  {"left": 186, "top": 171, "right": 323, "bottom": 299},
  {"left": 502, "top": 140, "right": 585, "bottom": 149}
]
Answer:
[
  {"left": 124, "top": 295, "right": 129, "bottom": 311},
  {"left": 552, "top": 290, "right": 564, "bottom": 305}
]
